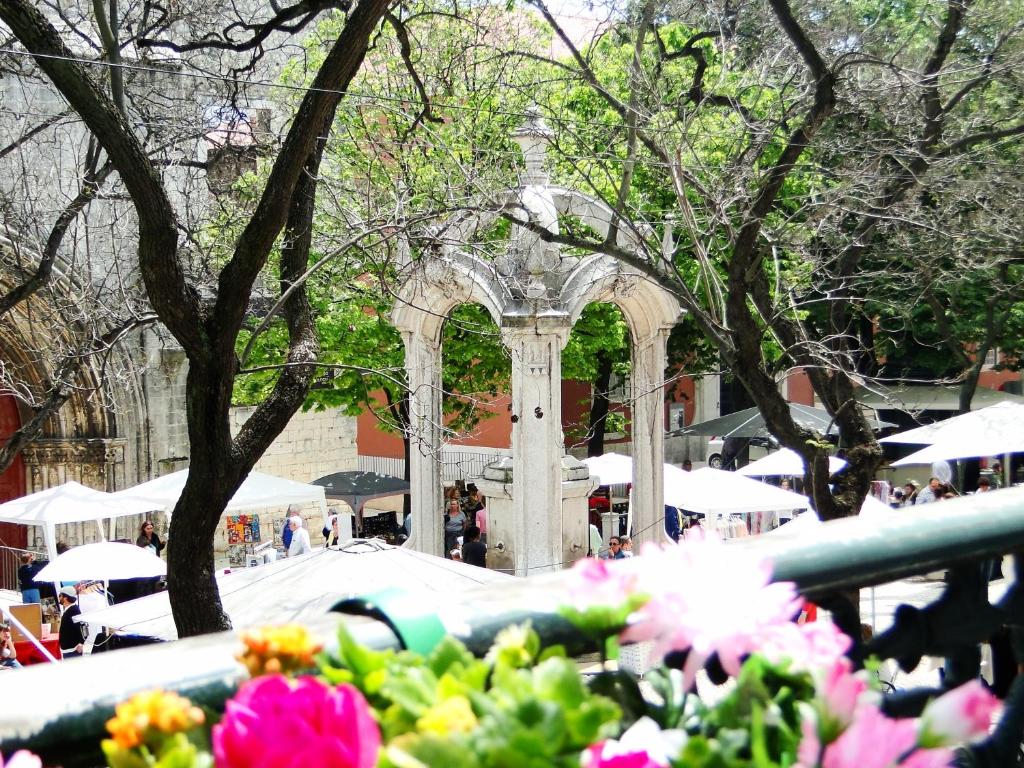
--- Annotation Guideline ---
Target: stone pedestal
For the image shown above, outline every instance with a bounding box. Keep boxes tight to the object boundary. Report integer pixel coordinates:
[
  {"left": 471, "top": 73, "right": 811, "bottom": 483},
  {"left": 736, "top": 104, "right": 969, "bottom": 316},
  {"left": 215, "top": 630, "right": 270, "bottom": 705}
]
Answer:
[{"left": 477, "top": 455, "right": 597, "bottom": 576}]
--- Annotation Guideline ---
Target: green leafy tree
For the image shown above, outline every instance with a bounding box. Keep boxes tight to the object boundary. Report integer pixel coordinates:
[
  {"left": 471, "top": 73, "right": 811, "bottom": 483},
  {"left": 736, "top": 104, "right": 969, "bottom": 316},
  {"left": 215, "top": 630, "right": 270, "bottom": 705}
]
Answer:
[{"left": 518, "top": 0, "right": 1024, "bottom": 521}]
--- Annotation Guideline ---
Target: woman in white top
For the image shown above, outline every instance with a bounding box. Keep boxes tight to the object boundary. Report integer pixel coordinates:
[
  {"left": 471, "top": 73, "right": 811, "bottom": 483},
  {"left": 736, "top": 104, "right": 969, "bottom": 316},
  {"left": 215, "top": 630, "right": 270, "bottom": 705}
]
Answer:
[{"left": 287, "top": 515, "right": 312, "bottom": 557}]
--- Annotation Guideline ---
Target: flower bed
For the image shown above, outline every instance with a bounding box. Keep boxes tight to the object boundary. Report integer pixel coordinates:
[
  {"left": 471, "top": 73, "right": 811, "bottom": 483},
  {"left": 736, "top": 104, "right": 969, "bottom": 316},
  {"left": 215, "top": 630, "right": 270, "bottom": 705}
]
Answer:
[{"left": 2, "top": 537, "right": 1001, "bottom": 768}]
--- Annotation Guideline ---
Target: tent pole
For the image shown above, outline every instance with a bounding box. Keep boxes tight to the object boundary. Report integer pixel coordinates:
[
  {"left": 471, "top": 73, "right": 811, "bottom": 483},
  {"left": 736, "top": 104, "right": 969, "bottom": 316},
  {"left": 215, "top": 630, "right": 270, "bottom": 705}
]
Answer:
[{"left": 46, "top": 521, "right": 60, "bottom": 601}]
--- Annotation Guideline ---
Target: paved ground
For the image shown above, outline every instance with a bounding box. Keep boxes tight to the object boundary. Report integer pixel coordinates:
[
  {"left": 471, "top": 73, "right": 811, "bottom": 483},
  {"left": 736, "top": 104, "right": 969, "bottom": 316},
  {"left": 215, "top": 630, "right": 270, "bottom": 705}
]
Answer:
[{"left": 861, "top": 561, "right": 1014, "bottom": 690}]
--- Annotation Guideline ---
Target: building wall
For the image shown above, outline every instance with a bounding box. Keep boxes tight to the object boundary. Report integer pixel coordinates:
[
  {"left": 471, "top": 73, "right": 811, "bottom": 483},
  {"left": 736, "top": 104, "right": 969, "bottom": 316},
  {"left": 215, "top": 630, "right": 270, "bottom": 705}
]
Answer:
[{"left": 229, "top": 406, "right": 358, "bottom": 483}]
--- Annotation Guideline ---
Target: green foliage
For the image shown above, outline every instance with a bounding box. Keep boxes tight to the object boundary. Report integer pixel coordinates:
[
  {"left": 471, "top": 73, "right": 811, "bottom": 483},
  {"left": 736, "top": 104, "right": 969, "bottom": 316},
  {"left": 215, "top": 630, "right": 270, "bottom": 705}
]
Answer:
[
  {"left": 102, "top": 733, "right": 213, "bottom": 768},
  {"left": 322, "top": 623, "right": 622, "bottom": 768}
]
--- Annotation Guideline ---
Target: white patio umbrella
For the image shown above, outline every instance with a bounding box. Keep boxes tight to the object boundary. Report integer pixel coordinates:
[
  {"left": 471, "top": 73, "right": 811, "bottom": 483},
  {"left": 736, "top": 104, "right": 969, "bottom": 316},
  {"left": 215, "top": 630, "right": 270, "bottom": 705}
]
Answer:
[
  {"left": 890, "top": 438, "right": 1023, "bottom": 467},
  {"left": 581, "top": 453, "right": 635, "bottom": 486},
  {"left": 35, "top": 541, "right": 167, "bottom": 582},
  {"left": 881, "top": 401, "right": 1024, "bottom": 477},
  {"left": 736, "top": 448, "right": 847, "bottom": 477},
  {"left": 663, "top": 466, "right": 809, "bottom": 515},
  {"left": 880, "top": 401, "right": 1024, "bottom": 446}
]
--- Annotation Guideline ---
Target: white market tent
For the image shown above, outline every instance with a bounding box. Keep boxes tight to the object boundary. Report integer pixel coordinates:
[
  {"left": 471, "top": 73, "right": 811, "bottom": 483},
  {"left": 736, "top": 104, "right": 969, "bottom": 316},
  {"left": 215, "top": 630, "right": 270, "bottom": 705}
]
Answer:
[
  {"left": 35, "top": 541, "right": 167, "bottom": 582},
  {"left": 582, "top": 454, "right": 810, "bottom": 517},
  {"left": 581, "top": 453, "right": 634, "bottom": 486},
  {"left": 112, "top": 469, "right": 328, "bottom": 517},
  {"left": 0, "top": 481, "right": 161, "bottom": 561},
  {"left": 880, "top": 401, "right": 1024, "bottom": 469},
  {"left": 663, "top": 466, "right": 809, "bottom": 516},
  {"left": 736, "top": 448, "right": 847, "bottom": 477},
  {"left": 75, "top": 540, "right": 512, "bottom": 641}
]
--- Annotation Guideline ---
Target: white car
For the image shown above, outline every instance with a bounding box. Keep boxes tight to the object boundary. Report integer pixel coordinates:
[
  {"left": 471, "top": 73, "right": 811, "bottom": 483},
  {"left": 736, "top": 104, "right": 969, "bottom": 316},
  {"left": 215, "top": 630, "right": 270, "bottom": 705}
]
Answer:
[{"left": 706, "top": 436, "right": 776, "bottom": 469}]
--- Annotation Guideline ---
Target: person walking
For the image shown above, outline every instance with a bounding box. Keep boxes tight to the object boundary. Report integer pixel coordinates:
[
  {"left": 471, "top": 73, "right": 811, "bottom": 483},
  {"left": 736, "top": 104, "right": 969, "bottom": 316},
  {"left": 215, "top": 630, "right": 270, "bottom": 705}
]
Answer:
[
  {"left": 461, "top": 525, "right": 486, "bottom": 568},
  {"left": 287, "top": 515, "right": 312, "bottom": 557},
  {"left": 443, "top": 499, "right": 466, "bottom": 559},
  {"left": 57, "top": 586, "right": 86, "bottom": 659}
]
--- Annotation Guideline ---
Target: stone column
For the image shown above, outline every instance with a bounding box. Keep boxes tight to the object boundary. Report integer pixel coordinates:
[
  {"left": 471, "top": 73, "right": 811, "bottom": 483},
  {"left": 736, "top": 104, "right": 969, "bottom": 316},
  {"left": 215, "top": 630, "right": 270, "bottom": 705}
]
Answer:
[
  {"left": 630, "top": 328, "right": 670, "bottom": 548},
  {"left": 401, "top": 331, "right": 444, "bottom": 557},
  {"left": 504, "top": 318, "right": 571, "bottom": 575}
]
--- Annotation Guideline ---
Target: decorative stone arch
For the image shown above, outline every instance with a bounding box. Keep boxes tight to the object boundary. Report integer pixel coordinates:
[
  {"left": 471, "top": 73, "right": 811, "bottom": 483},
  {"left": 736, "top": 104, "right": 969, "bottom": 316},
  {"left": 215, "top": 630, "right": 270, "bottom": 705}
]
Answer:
[
  {"left": 561, "top": 256, "right": 681, "bottom": 548},
  {"left": 0, "top": 268, "right": 137, "bottom": 497},
  {"left": 391, "top": 111, "right": 682, "bottom": 568}
]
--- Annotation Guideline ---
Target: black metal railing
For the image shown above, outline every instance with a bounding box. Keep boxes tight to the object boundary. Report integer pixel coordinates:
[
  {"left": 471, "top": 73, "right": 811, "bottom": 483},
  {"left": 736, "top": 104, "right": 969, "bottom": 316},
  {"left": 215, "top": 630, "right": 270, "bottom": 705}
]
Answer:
[{"left": 5, "top": 489, "right": 1024, "bottom": 766}]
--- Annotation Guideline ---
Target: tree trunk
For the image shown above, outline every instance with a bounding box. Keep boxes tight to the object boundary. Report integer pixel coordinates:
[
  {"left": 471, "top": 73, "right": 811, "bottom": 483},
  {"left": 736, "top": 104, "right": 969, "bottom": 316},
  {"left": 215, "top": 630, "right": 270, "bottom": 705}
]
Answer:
[
  {"left": 587, "top": 350, "right": 613, "bottom": 457},
  {"left": 167, "top": 364, "right": 238, "bottom": 636}
]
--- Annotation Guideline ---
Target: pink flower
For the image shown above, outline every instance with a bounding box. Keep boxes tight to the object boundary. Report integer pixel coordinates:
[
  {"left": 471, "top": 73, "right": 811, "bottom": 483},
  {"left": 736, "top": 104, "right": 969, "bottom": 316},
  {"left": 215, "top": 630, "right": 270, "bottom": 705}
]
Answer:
[
  {"left": 760, "top": 620, "right": 852, "bottom": 673},
  {"left": 620, "top": 537, "right": 801, "bottom": 686},
  {"left": 566, "top": 557, "right": 639, "bottom": 611},
  {"left": 918, "top": 680, "right": 1001, "bottom": 747},
  {"left": 1, "top": 752, "right": 42, "bottom": 768},
  {"left": 900, "top": 750, "right": 957, "bottom": 768},
  {"left": 817, "top": 659, "right": 874, "bottom": 730},
  {"left": 581, "top": 717, "right": 686, "bottom": 768},
  {"left": 820, "top": 706, "right": 918, "bottom": 768},
  {"left": 213, "top": 674, "right": 380, "bottom": 768},
  {"left": 797, "top": 705, "right": 954, "bottom": 768}
]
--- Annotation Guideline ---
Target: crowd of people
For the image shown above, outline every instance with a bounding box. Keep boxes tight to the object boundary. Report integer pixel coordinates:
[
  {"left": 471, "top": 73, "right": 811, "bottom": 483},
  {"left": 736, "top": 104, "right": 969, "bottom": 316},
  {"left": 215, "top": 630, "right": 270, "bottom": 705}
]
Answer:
[
  {"left": 442, "top": 482, "right": 487, "bottom": 567},
  {"left": 890, "top": 471, "right": 1001, "bottom": 508},
  {"left": 10, "top": 518, "right": 169, "bottom": 664}
]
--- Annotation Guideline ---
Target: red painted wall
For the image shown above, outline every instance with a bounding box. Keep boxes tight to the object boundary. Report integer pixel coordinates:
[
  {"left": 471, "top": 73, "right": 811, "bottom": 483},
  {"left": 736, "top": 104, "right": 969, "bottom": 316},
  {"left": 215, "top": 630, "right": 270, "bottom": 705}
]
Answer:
[{"left": 0, "top": 395, "right": 27, "bottom": 549}]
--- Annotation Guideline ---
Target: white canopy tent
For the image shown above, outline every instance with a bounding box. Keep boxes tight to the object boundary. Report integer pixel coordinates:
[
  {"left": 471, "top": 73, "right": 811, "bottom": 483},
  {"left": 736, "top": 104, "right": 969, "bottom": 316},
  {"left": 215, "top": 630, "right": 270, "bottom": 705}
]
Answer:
[
  {"left": 0, "top": 481, "right": 161, "bottom": 561},
  {"left": 663, "top": 466, "right": 809, "bottom": 516},
  {"left": 112, "top": 469, "right": 328, "bottom": 518},
  {"left": 736, "top": 448, "right": 847, "bottom": 477},
  {"left": 880, "top": 401, "right": 1024, "bottom": 476},
  {"left": 75, "top": 540, "right": 513, "bottom": 641}
]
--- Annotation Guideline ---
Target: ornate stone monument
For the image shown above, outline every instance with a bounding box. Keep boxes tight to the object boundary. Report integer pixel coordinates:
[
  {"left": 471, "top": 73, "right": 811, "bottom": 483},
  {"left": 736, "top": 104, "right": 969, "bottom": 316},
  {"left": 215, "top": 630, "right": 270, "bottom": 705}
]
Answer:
[{"left": 392, "top": 111, "right": 681, "bottom": 575}]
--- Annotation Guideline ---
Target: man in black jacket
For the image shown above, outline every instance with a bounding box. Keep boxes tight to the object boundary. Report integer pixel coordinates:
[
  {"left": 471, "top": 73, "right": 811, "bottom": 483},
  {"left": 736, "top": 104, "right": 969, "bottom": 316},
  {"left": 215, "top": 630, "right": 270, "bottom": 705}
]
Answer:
[
  {"left": 57, "top": 587, "right": 86, "bottom": 658},
  {"left": 461, "top": 526, "right": 487, "bottom": 569}
]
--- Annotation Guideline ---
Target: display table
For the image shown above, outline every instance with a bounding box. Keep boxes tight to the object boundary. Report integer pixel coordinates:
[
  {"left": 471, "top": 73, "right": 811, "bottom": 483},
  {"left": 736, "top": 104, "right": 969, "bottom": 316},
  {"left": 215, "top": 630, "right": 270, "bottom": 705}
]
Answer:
[{"left": 14, "top": 633, "right": 61, "bottom": 665}]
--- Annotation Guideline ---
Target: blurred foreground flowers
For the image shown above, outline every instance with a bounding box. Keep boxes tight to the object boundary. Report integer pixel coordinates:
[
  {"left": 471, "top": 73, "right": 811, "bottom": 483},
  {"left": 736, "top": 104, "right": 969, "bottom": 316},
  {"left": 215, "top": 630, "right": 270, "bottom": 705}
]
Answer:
[{"left": 12, "top": 534, "right": 1002, "bottom": 768}]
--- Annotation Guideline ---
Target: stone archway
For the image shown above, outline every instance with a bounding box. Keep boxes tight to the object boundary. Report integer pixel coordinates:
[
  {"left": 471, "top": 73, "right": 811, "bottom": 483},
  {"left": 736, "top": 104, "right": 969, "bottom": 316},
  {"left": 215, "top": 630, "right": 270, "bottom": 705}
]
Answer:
[
  {"left": 392, "top": 112, "right": 681, "bottom": 573},
  {"left": 0, "top": 268, "right": 137, "bottom": 498}
]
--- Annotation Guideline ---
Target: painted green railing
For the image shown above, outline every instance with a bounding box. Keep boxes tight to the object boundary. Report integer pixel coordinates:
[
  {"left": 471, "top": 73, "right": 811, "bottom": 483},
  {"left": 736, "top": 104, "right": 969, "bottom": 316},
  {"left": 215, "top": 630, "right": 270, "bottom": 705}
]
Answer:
[{"left": 4, "top": 489, "right": 1024, "bottom": 766}]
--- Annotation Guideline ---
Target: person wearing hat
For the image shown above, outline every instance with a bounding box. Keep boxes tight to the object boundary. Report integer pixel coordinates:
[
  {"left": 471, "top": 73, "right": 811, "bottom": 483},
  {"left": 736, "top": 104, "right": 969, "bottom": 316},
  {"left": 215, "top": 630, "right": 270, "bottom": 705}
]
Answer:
[{"left": 57, "top": 586, "right": 87, "bottom": 658}]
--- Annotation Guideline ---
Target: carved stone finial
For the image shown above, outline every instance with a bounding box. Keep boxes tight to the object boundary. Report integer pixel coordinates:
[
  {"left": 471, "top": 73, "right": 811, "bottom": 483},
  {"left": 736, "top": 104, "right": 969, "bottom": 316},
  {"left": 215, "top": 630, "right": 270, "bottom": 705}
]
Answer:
[{"left": 512, "top": 106, "right": 553, "bottom": 185}]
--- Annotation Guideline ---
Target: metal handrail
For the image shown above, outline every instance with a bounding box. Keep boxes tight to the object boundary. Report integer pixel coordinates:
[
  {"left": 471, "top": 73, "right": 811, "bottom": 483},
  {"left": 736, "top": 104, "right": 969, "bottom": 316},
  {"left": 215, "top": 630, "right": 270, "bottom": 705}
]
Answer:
[{"left": 3, "top": 489, "right": 1024, "bottom": 764}]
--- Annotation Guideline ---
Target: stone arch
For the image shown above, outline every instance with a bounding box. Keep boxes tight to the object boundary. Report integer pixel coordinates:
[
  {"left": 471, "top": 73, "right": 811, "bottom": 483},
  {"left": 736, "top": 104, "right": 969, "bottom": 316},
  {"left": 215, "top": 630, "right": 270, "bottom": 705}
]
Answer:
[
  {"left": 561, "top": 254, "right": 679, "bottom": 341},
  {"left": 391, "top": 250, "right": 509, "bottom": 344},
  {"left": 0, "top": 267, "right": 136, "bottom": 497}
]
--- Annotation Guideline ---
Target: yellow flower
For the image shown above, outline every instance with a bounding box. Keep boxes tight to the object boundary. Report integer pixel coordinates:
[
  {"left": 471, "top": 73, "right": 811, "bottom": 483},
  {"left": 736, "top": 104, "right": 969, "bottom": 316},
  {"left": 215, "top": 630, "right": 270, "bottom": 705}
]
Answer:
[
  {"left": 415, "top": 695, "right": 478, "bottom": 737},
  {"left": 105, "top": 689, "right": 205, "bottom": 750},
  {"left": 238, "top": 624, "right": 323, "bottom": 677}
]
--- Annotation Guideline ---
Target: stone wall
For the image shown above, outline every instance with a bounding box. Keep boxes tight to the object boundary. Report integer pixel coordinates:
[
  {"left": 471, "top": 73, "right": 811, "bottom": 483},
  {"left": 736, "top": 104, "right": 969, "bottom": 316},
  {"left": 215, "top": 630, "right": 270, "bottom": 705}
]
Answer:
[{"left": 228, "top": 406, "right": 358, "bottom": 483}]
